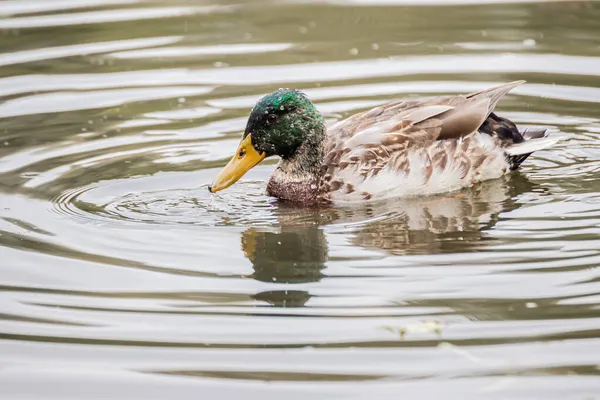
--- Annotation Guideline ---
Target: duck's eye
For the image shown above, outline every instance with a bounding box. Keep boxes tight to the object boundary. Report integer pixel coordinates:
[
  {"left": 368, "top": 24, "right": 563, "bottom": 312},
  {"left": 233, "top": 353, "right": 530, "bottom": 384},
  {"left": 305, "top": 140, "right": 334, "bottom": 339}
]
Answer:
[
  {"left": 238, "top": 149, "right": 246, "bottom": 158},
  {"left": 266, "top": 114, "right": 277, "bottom": 125}
]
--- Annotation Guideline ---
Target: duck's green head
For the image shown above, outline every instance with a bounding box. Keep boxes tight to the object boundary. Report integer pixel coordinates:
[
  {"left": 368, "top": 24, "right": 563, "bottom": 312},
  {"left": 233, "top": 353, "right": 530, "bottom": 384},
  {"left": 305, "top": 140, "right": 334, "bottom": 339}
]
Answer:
[{"left": 209, "top": 88, "right": 324, "bottom": 193}]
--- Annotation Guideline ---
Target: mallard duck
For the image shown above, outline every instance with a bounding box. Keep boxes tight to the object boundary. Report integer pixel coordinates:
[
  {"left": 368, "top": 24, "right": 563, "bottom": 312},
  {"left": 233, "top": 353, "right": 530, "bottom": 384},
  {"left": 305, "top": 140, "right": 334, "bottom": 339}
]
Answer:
[{"left": 209, "top": 81, "right": 559, "bottom": 204}]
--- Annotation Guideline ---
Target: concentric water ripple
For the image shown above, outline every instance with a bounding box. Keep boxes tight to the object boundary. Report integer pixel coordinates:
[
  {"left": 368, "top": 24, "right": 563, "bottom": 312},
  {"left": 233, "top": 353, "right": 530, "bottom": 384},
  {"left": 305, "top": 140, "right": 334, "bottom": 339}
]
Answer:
[{"left": 51, "top": 180, "right": 279, "bottom": 227}]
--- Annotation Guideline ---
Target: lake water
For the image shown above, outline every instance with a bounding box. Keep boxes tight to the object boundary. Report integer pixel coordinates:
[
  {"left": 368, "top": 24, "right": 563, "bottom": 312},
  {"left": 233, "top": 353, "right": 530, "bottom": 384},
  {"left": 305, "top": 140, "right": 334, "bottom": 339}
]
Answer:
[{"left": 1, "top": 0, "right": 600, "bottom": 398}]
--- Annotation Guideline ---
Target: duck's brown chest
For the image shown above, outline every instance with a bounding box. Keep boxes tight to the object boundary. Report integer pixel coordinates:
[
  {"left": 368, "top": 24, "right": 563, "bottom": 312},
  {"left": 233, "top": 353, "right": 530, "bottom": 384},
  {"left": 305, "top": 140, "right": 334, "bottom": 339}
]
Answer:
[{"left": 266, "top": 175, "right": 325, "bottom": 204}]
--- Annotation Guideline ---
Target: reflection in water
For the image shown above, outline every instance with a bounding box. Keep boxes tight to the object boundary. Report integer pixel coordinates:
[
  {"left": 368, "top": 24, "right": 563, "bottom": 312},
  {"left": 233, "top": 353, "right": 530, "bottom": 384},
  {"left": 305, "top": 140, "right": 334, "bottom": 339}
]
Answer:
[
  {"left": 242, "top": 174, "right": 537, "bottom": 307},
  {"left": 343, "top": 174, "right": 537, "bottom": 256},
  {"left": 243, "top": 226, "right": 327, "bottom": 307}
]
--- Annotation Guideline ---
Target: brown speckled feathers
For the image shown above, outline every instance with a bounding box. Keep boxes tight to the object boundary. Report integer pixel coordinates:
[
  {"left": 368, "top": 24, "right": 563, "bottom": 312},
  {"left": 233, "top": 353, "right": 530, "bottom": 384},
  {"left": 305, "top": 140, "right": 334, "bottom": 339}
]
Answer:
[{"left": 313, "top": 81, "right": 547, "bottom": 203}]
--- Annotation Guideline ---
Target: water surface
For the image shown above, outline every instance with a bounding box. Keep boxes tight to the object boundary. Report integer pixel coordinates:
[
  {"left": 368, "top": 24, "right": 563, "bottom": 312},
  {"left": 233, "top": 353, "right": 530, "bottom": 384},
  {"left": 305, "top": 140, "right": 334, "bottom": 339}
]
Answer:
[{"left": 1, "top": 0, "right": 600, "bottom": 398}]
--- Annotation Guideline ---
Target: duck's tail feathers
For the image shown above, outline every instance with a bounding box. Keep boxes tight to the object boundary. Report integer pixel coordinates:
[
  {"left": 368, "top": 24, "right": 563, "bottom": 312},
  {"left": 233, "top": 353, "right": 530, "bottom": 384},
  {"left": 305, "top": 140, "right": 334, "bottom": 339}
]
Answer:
[
  {"left": 521, "top": 128, "right": 548, "bottom": 140},
  {"left": 505, "top": 129, "right": 561, "bottom": 170}
]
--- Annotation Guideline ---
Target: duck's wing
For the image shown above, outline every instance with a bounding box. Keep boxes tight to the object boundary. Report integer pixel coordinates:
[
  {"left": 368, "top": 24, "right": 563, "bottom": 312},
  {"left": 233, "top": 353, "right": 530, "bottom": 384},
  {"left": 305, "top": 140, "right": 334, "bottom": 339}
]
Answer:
[
  {"left": 325, "top": 80, "right": 525, "bottom": 151},
  {"left": 319, "top": 81, "right": 526, "bottom": 200}
]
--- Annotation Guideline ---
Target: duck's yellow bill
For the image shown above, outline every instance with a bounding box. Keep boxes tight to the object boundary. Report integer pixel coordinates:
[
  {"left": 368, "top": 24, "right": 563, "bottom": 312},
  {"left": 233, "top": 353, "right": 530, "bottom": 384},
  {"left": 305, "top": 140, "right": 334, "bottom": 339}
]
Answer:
[{"left": 209, "top": 134, "right": 266, "bottom": 193}]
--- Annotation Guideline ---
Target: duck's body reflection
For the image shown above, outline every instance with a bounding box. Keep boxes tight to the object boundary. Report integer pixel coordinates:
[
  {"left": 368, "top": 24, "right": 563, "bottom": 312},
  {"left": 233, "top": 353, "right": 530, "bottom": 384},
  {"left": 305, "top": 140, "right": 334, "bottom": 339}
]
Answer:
[{"left": 242, "top": 175, "right": 537, "bottom": 307}]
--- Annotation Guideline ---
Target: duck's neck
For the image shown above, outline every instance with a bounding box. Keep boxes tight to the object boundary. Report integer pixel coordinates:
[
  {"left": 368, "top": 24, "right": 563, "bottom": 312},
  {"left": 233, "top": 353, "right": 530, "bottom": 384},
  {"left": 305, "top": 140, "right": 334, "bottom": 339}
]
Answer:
[{"left": 267, "top": 126, "right": 326, "bottom": 203}]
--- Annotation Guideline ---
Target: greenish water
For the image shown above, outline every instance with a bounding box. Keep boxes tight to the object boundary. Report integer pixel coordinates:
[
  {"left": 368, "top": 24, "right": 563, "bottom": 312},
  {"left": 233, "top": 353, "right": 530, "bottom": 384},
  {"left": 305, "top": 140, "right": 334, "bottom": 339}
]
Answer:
[{"left": 1, "top": 0, "right": 600, "bottom": 398}]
